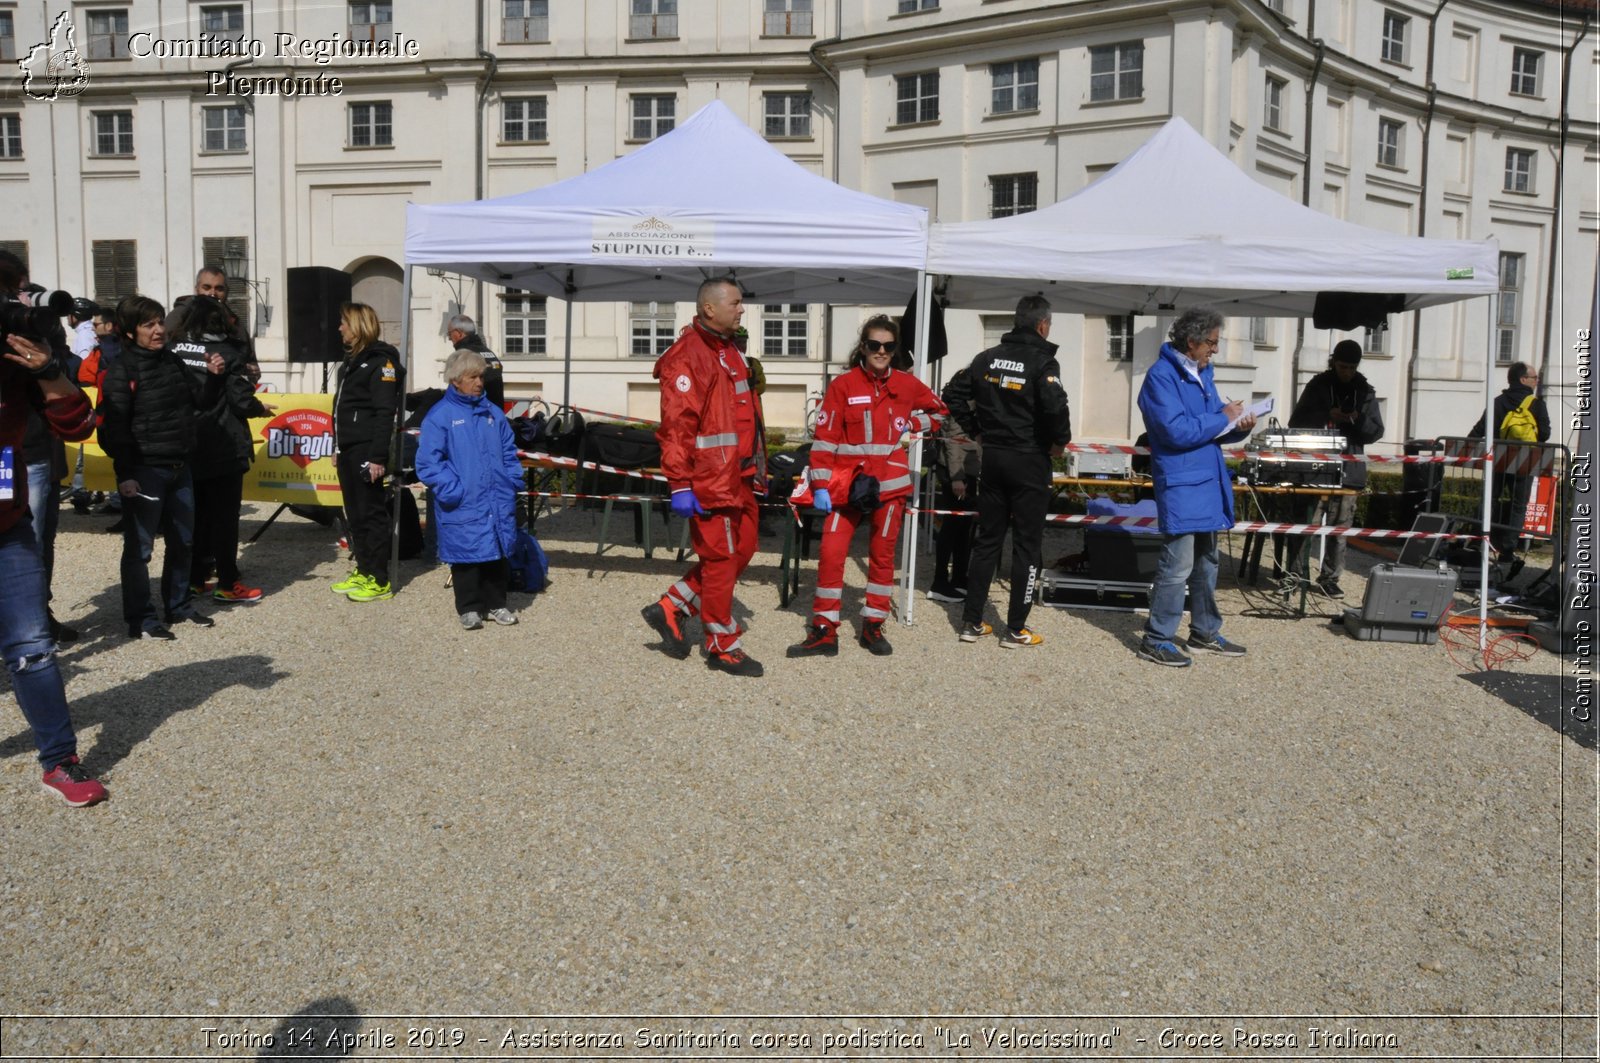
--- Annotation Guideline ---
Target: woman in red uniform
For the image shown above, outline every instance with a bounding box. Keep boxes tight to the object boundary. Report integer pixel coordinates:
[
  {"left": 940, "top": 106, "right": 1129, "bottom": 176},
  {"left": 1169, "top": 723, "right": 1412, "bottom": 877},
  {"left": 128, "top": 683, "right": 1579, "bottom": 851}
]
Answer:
[{"left": 788, "top": 315, "right": 945, "bottom": 658}]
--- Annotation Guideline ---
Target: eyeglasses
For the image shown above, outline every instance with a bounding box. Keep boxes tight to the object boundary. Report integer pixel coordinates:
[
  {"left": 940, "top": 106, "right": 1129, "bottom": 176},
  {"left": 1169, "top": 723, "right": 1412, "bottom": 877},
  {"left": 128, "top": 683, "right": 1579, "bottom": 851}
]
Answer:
[{"left": 863, "top": 339, "right": 897, "bottom": 354}]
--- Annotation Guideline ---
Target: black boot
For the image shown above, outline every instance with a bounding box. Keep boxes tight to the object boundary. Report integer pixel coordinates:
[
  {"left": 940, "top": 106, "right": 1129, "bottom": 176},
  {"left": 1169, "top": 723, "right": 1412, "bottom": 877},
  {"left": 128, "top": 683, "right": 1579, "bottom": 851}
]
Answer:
[
  {"left": 859, "top": 620, "right": 893, "bottom": 656},
  {"left": 786, "top": 622, "right": 839, "bottom": 658}
]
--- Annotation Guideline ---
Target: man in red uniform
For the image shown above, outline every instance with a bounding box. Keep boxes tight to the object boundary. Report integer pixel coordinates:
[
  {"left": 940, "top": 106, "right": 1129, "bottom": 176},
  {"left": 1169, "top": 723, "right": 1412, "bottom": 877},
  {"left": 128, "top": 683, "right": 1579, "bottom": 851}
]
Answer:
[
  {"left": 641, "top": 277, "right": 768, "bottom": 678},
  {"left": 787, "top": 315, "right": 944, "bottom": 657}
]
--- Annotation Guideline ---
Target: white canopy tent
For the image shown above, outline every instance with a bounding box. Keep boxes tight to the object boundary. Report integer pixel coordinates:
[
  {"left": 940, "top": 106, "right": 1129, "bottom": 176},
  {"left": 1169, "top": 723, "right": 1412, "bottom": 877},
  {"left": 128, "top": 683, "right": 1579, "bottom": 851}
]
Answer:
[
  {"left": 906, "top": 116, "right": 1503, "bottom": 629},
  {"left": 404, "top": 99, "right": 930, "bottom": 404},
  {"left": 926, "top": 116, "right": 1499, "bottom": 315}
]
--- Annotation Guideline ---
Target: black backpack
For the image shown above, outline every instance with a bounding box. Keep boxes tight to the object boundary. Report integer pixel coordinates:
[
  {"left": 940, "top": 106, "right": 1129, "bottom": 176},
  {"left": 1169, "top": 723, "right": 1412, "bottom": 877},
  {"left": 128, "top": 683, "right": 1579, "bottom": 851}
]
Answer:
[{"left": 542, "top": 408, "right": 586, "bottom": 457}]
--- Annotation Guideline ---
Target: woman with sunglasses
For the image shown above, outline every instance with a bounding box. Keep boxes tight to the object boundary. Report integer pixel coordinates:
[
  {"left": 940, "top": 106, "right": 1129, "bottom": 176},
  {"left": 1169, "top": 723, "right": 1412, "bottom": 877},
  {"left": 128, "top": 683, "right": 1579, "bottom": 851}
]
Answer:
[{"left": 788, "top": 315, "right": 945, "bottom": 658}]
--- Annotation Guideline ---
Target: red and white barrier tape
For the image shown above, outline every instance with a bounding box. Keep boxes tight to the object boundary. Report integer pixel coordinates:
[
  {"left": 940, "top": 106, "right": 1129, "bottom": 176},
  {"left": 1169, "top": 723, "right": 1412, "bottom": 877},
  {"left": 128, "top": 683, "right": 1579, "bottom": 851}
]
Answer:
[
  {"left": 528, "top": 396, "right": 659, "bottom": 427},
  {"left": 910, "top": 506, "right": 1488, "bottom": 542},
  {"left": 516, "top": 450, "right": 670, "bottom": 483}
]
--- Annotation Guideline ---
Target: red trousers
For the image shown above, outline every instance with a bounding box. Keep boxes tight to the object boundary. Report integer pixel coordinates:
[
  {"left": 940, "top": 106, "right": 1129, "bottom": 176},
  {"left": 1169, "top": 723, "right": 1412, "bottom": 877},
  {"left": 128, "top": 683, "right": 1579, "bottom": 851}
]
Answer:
[
  {"left": 810, "top": 500, "right": 904, "bottom": 626},
  {"left": 663, "top": 487, "right": 759, "bottom": 652}
]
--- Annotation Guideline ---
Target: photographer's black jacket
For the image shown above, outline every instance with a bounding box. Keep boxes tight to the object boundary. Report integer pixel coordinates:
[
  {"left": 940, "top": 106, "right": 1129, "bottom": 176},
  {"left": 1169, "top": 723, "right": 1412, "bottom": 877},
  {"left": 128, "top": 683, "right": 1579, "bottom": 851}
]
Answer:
[
  {"left": 334, "top": 341, "right": 404, "bottom": 466},
  {"left": 174, "top": 337, "right": 271, "bottom": 479},
  {"left": 942, "top": 328, "right": 1071, "bottom": 453},
  {"left": 97, "top": 344, "right": 218, "bottom": 481}
]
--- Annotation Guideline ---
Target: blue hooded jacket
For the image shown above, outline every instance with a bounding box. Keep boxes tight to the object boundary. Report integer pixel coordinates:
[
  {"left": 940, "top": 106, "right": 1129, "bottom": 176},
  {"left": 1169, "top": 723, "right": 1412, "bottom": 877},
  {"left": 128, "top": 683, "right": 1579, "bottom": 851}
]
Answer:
[
  {"left": 1137, "top": 342, "right": 1250, "bottom": 535},
  {"left": 416, "top": 385, "right": 524, "bottom": 564}
]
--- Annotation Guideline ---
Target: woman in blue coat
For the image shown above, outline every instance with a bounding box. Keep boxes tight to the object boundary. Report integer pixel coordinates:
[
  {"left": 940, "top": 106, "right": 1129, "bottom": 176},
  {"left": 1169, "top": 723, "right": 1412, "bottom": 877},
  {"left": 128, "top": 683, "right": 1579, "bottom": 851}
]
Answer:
[
  {"left": 416, "top": 349, "right": 525, "bottom": 629},
  {"left": 1134, "top": 306, "right": 1258, "bottom": 667}
]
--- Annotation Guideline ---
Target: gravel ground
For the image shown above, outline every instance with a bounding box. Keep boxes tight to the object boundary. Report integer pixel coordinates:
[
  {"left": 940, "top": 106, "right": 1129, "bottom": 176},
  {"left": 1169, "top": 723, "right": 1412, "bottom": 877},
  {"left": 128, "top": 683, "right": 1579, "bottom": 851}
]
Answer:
[{"left": 1, "top": 501, "right": 1593, "bottom": 1060}]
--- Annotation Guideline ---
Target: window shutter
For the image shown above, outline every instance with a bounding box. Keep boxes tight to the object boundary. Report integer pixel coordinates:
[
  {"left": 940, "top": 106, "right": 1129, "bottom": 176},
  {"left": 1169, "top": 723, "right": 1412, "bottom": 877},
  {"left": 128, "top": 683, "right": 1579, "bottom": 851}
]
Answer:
[
  {"left": 0, "top": 240, "right": 26, "bottom": 271},
  {"left": 92, "top": 240, "right": 137, "bottom": 306}
]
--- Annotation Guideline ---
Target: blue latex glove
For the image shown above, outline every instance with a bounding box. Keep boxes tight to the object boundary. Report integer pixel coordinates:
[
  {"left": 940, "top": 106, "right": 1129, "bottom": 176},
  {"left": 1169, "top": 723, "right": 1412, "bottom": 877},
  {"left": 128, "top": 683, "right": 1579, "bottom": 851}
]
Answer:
[
  {"left": 812, "top": 488, "right": 832, "bottom": 514},
  {"left": 670, "top": 489, "right": 708, "bottom": 518}
]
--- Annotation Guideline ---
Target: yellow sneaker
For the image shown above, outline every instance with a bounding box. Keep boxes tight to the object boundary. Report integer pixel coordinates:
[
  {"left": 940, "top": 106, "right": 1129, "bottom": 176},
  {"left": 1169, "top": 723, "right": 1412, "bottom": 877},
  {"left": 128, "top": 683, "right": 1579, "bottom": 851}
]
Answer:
[{"left": 331, "top": 571, "right": 363, "bottom": 594}]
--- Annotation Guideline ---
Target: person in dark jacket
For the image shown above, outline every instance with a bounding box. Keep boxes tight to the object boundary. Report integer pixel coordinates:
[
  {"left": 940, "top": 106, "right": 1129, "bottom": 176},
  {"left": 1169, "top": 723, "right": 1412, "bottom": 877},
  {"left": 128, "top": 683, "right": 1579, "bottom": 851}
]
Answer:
[
  {"left": 415, "top": 349, "right": 525, "bottom": 629},
  {"left": 446, "top": 314, "right": 504, "bottom": 409},
  {"left": 171, "top": 296, "right": 274, "bottom": 604},
  {"left": 0, "top": 249, "right": 107, "bottom": 804},
  {"left": 98, "top": 295, "right": 225, "bottom": 640},
  {"left": 1286, "top": 339, "right": 1384, "bottom": 598},
  {"left": 1469, "top": 361, "right": 1552, "bottom": 571},
  {"left": 165, "top": 265, "right": 259, "bottom": 376},
  {"left": 942, "top": 295, "right": 1071, "bottom": 648},
  {"left": 928, "top": 366, "right": 981, "bottom": 603},
  {"left": 331, "top": 301, "right": 404, "bottom": 601},
  {"left": 1135, "top": 306, "right": 1257, "bottom": 667}
]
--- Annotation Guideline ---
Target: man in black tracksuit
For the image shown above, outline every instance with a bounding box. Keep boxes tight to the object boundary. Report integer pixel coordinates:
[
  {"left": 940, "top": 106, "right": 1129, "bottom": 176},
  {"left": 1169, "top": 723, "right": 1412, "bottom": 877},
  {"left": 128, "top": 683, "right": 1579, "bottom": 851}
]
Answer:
[
  {"left": 1469, "top": 361, "right": 1552, "bottom": 568},
  {"left": 447, "top": 315, "right": 504, "bottom": 409},
  {"left": 942, "top": 295, "right": 1072, "bottom": 648}
]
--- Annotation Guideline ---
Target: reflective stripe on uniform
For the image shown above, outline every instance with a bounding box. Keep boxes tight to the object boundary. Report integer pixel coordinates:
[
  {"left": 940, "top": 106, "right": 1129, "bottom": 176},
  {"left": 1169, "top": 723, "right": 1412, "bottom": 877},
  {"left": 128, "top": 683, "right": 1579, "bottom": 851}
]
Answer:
[
  {"left": 865, "top": 581, "right": 896, "bottom": 597},
  {"left": 860, "top": 604, "right": 891, "bottom": 620},
  {"left": 704, "top": 620, "right": 740, "bottom": 635},
  {"left": 696, "top": 432, "right": 739, "bottom": 449},
  {"left": 733, "top": 379, "right": 749, "bottom": 395},
  {"left": 877, "top": 475, "right": 912, "bottom": 493},
  {"left": 809, "top": 468, "right": 833, "bottom": 482},
  {"left": 810, "top": 440, "right": 839, "bottom": 454},
  {"left": 815, "top": 608, "right": 841, "bottom": 623},
  {"left": 879, "top": 502, "right": 898, "bottom": 536},
  {"left": 833, "top": 442, "right": 898, "bottom": 457},
  {"left": 814, "top": 587, "right": 842, "bottom": 603}
]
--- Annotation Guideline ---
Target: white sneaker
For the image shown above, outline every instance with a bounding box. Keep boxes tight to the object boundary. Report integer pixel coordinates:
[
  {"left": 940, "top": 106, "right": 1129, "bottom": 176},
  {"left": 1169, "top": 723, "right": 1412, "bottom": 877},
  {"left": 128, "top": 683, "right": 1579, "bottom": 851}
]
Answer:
[
  {"left": 487, "top": 608, "right": 518, "bottom": 626},
  {"left": 460, "top": 611, "right": 483, "bottom": 630}
]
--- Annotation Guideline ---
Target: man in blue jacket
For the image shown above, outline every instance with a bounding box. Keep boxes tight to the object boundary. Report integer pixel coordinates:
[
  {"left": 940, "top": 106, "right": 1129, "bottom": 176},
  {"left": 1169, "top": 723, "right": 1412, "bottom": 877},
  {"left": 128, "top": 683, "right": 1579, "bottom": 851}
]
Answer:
[{"left": 1136, "top": 307, "right": 1257, "bottom": 667}]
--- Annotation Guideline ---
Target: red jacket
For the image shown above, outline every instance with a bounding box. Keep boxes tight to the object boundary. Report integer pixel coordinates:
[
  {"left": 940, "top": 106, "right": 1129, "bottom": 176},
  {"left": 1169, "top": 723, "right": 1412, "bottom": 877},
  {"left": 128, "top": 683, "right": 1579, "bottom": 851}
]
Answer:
[
  {"left": 809, "top": 365, "right": 945, "bottom": 504},
  {"left": 654, "top": 319, "right": 767, "bottom": 508},
  {"left": 1, "top": 363, "right": 96, "bottom": 535}
]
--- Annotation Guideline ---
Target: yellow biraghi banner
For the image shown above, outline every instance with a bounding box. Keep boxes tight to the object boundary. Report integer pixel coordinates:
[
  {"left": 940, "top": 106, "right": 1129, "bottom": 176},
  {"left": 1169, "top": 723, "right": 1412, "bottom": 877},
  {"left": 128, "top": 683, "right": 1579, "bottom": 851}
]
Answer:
[{"left": 66, "top": 391, "right": 344, "bottom": 508}]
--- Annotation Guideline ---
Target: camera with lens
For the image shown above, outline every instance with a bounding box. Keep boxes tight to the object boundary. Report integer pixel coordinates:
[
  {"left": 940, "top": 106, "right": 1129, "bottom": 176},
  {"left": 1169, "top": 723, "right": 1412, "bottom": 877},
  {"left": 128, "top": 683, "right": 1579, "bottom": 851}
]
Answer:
[{"left": 0, "top": 288, "right": 75, "bottom": 347}]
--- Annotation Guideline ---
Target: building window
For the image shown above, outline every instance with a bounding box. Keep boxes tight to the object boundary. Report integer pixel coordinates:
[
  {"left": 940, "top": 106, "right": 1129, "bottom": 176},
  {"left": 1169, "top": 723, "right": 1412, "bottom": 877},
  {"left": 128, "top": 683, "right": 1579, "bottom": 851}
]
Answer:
[
  {"left": 761, "top": 304, "right": 808, "bottom": 357},
  {"left": 1496, "top": 252, "right": 1522, "bottom": 364},
  {"left": 1381, "top": 10, "right": 1408, "bottom": 64},
  {"left": 1504, "top": 148, "right": 1535, "bottom": 194},
  {"left": 0, "top": 114, "right": 19, "bottom": 159},
  {"left": 897, "top": 0, "right": 938, "bottom": 11},
  {"left": 0, "top": 11, "right": 18, "bottom": 60},
  {"left": 1376, "top": 117, "right": 1403, "bottom": 168},
  {"left": 199, "top": 4, "right": 244, "bottom": 33},
  {"left": 630, "top": 301, "right": 676, "bottom": 357},
  {"left": 201, "top": 106, "right": 247, "bottom": 153},
  {"left": 502, "top": 289, "right": 547, "bottom": 356},
  {"left": 763, "top": 0, "right": 812, "bottom": 37},
  {"left": 1510, "top": 47, "right": 1542, "bottom": 97},
  {"left": 990, "top": 173, "right": 1037, "bottom": 218},
  {"left": 92, "top": 239, "right": 138, "bottom": 306},
  {"left": 86, "top": 9, "right": 130, "bottom": 59},
  {"left": 1089, "top": 42, "right": 1143, "bottom": 102},
  {"left": 0, "top": 241, "right": 26, "bottom": 270},
  {"left": 629, "top": 0, "right": 677, "bottom": 39},
  {"left": 348, "top": 1, "right": 393, "bottom": 44},
  {"left": 1250, "top": 317, "right": 1271, "bottom": 346},
  {"left": 763, "top": 93, "right": 811, "bottom": 139},
  {"left": 1265, "top": 0, "right": 1285, "bottom": 11},
  {"left": 1108, "top": 316, "right": 1133, "bottom": 361},
  {"left": 502, "top": 0, "right": 549, "bottom": 43},
  {"left": 503, "top": 96, "right": 548, "bottom": 142},
  {"left": 201, "top": 236, "right": 251, "bottom": 323},
  {"left": 347, "top": 101, "right": 393, "bottom": 148},
  {"left": 991, "top": 59, "right": 1039, "bottom": 114},
  {"left": 895, "top": 72, "right": 939, "bottom": 126},
  {"left": 630, "top": 95, "right": 676, "bottom": 141},
  {"left": 91, "top": 111, "right": 134, "bottom": 157},
  {"left": 1264, "top": 75, "right": 1287, "bottom": 131},
  {"left": 1364, "top": 325, "right": 1389, "bottom": 356}
]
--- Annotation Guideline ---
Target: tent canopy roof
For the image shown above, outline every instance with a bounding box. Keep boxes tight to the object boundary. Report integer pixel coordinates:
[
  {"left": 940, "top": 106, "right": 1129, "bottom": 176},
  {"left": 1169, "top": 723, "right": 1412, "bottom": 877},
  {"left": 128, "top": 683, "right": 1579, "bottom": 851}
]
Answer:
[
  {"left": 405, "top": 100, "right": 928, "bottom": 305},
  {"left": 928, "top": 117, "right": 1498, "bottom": 317}
]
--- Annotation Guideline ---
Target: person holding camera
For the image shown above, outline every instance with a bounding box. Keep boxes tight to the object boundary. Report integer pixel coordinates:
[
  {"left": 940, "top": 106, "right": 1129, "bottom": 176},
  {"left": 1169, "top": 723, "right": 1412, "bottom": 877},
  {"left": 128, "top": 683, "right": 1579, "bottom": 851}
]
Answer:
[
  {"left": 98, "top": 295, "right": 226, "bottom": 640},
  {"left": 786, "top": 315, "right": 945, "bottom": 658},
  {"left": 0, "top": 250, "right": 106, "bottom": 804}
]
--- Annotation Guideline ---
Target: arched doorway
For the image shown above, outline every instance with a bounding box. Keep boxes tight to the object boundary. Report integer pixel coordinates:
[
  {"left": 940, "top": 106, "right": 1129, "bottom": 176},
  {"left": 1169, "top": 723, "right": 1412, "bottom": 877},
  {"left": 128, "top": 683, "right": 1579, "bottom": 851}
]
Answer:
[{"left": 347, "top": 257, "right": 405, "bottom": 344}]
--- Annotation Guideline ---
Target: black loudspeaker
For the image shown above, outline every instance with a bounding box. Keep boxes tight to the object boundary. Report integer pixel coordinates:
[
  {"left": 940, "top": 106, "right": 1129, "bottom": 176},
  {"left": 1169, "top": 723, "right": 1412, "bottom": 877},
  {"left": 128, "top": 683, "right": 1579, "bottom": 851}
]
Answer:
[{"left": 286, "top": 266, "right": 353, "bottom": 362}]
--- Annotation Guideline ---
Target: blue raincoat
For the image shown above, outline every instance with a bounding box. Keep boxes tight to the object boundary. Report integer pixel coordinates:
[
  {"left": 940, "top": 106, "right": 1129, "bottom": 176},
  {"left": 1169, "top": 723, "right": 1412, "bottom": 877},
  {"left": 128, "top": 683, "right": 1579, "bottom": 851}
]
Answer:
[{"left": 416, "top": 386, "right": 524, "bottom": 564}]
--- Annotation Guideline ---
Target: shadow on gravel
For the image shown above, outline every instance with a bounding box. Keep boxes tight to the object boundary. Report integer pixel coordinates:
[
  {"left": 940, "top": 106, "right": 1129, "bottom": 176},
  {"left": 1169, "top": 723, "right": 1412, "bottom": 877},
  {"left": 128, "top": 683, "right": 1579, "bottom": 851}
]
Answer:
[
  {"left": 1458, "top": 671, "right": 1597, "bottom": 750},
  {"left": 0, "top": 653, "right": 287, "bottom": 774},
  {"left": 256, "top": 997, "right": 363, "bottom": 1058}
]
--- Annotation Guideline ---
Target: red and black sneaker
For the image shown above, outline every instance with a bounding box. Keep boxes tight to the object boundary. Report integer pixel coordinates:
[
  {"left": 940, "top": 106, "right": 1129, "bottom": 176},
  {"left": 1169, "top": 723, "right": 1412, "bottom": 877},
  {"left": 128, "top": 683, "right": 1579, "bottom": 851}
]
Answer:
[
  {"left": 641, "top": 596, "right": 691, "bottom": 659},
  {"left": 40, "top": 756, "right": 107, "bottom": 807},
  {"left": 786, "top": 622, "right": 839, "bottom": 659},
  {"left": 707, "top": 649, "right": 764, "bottom": 678},
  {"left": 214, "top": 580, "right": 264, "bottom": 603},
  {"left": 858, "top": 620, "right": 894, "bottom": 657}
]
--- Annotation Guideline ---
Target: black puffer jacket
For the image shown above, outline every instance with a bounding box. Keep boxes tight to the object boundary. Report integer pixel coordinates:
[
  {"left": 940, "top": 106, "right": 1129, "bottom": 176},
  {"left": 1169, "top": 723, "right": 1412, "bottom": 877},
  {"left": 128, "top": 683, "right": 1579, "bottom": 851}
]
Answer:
[
  {"left": 452, "top": 332, "right": 505, "bottom": 409},
  {"left": 1288, "top": 368, "right": 1384, "bottom": 453},
  {"left": 334, "top": 341, "right": 404, "bottom": 466},
  {"left": 97, "top": 343, "right": 216, "bottom": 481},
  {"left": 174, "top": 337, "right": 270, "bottom": 479}
]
